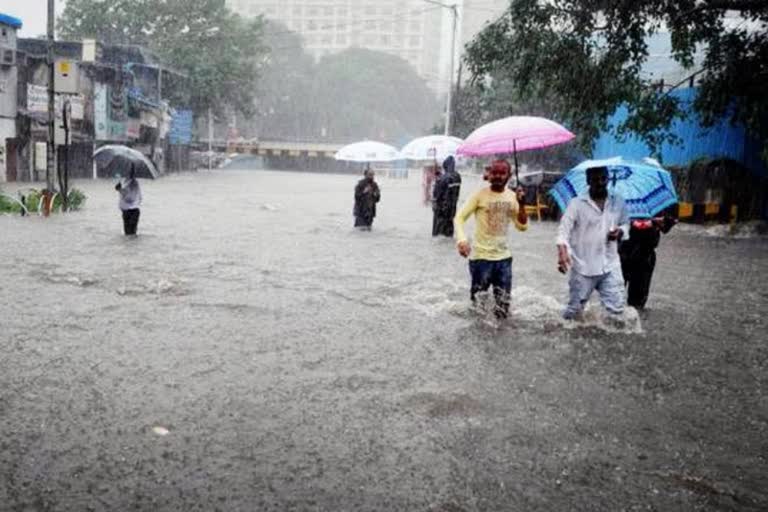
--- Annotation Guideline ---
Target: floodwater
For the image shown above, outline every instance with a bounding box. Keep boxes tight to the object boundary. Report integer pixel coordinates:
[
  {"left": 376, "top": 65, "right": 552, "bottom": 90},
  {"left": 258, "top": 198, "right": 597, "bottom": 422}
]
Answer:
[{"left": 1, "top": 170, "right": 766, "bottom": 511}]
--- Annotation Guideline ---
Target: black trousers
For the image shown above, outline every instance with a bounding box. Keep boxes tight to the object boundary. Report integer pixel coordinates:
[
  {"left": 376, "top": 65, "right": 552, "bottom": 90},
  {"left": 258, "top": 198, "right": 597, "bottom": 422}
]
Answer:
[
  {"left": 432, "top": 209, "right": 455, "bottom": 237},
  {"left": 621, "top": 250, "right": 656, "bottom": 309},
  {"left": 122, "top": 208, "right": 140, "bottom": 235}
]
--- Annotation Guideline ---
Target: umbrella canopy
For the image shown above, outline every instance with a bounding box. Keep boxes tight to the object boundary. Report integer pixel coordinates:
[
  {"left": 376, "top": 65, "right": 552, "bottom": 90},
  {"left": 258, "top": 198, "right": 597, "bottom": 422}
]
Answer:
[
  {"left": 456, "top": 116, "right": 575, "bottom": 157},
  {"left": 334, "top": 141, "right": 402, "bottom": 163},
  {"left": 401, "top": 135, "right": 463, "bottom": 162},
  {"left": 550, "top": 157, "right": 679, "bottom": 218},
  {"left": 94, "top": 145, "right": 159, "bottom": 179}
]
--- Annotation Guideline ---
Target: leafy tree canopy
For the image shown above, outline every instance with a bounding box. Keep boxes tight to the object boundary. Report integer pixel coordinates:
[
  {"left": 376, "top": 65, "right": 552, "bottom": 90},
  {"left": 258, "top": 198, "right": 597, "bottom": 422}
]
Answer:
[
  {"left": 248, "top": 34, "right": 441, "bottom": 143},
  {"left": 58, "top": 0, "right": 266, "bottom": 117},
  {"left": 464, "top": 0, "right": 768, "bottom": 160}
]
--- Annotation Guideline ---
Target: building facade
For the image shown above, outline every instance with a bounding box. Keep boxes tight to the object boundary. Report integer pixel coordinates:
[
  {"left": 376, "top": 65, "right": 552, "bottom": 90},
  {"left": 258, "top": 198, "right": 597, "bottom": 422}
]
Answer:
[
  {"left": 227, "top": 0, "right": 452, "bottom": 95},
  {"left": 0, "top": 13, "right": 22, "bottom": 182}
]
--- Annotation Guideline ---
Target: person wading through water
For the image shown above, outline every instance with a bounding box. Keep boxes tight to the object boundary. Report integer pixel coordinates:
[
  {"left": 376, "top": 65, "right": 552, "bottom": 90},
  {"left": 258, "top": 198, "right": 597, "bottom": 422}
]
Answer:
[
  {"left": 556, "top": 166, "right": 630, "bottom": 320},
  {"left": 454, "top": 159, "right": 528, "bottom": 319},
  {"left": 432, "top": 155, "right": 462, "bottom": 237},
  {"left": 115, "top": 166, "right": 142, "bottom": 236},
  {"left": 619, "top": 213, "right": 677, "bottom": 309},
  {"left": 353, "top": 168, "right": 381, "bottom": 230}
]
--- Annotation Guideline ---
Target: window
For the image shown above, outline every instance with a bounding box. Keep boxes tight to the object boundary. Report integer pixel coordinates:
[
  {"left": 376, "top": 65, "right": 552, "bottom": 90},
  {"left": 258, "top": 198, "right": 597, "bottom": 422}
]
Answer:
[
  {"left": 306, "top": 20, "right": 317, "bottom": 31},
  {"left": 365, "top": 6, "right": 375, "bottom": 15},
  {"left": 337, "top": 7, "right": 347, "bottom": 17},
  {"left": 409, "top": 20, "right": 420, "bottom": 32},
  {"left": 293, "top": 6, "right": 302, "bottom": 16},
  {"left": 409, "top": 35, "right": 420, "bottom": 47},
  {"left": 380, "top": 35, "right": 390, "bottom": 46},
  {"left": 323, "top": 7, "right": 333, "bottom": 16},
  {"left": 321, "top": 34, "right": 332, "bottom": 45},
  {"left": 308, "top": 7, "right": 319, "bottom": 16},
  {"left": 336, "top": 34, "right": 347, "bottom": 45}
]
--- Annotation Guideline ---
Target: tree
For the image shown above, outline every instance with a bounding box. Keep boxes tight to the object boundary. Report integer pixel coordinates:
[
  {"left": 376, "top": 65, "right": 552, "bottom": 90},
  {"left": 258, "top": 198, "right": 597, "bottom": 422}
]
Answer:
[
  {"left": 464, "top": 0, "right": 768, "bottom": 160},
  {"left": 313, "top": 48, "right": 441, "bottom": 142},
  {"left": 245, "top": 21, "right": 320, "bottom": 140},
  {"left": 58, "top": 0, "right": 266, "bottom": 117},
  {"left": 246, "top": 39, "right": 442, "bottom": 143}
]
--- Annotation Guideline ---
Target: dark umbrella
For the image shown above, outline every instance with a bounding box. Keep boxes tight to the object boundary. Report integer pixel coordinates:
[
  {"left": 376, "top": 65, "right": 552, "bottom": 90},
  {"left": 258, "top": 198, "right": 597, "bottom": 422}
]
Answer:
[{"left": 93, "top": 145, "right": 159, "bottom": 179}]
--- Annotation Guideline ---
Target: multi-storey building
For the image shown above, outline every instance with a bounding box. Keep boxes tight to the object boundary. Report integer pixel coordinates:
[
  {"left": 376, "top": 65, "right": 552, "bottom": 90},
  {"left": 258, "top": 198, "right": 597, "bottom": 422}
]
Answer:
[{"left": 227, "top": 0, "right": 452, "bottom": 95}]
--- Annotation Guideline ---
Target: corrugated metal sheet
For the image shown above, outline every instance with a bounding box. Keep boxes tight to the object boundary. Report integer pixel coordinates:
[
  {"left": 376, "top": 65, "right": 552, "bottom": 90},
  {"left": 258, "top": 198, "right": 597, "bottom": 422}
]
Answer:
[{"left": 593, "top": 88, "right": 767, "bottom": 178}]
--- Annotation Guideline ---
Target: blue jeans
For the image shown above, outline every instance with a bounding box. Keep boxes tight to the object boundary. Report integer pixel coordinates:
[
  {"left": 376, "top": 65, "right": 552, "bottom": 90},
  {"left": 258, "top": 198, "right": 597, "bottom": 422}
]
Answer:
[
  {"left": 563, "top": 268, "right": 625, "bottom": 319},
  {"left": 469, "top": 258, "right": 512, "bottom": 319}
]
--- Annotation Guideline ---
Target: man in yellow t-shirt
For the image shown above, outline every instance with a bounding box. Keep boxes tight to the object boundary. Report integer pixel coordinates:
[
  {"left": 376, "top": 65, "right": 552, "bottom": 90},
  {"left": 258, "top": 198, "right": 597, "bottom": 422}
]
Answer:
[{"left": 454, "top": 160, "right": 528, "bottom": 319}]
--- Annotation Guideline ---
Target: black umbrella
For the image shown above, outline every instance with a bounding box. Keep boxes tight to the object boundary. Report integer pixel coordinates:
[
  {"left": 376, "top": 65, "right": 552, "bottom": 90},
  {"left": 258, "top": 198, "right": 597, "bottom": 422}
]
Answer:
[{"left": 93, "top": 145, "right": 159, "bottom": 179}]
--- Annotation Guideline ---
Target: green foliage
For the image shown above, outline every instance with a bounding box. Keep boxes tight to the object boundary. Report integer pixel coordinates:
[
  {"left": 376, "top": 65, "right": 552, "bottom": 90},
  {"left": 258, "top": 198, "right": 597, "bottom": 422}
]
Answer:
[
  {"left": 0, "top": 188, "right": 86, "bottom": 214},
  {"left": 247, "top": 23, "right": 441, "bottom": 143},
  {"left": 464, "top": 0, "right": 768, "bottom": 159},
  {"left": 58, "top": 0, "right": 266, "bottom": 117},
  {"left": 0, "top": 194, "right": 22, "bottom": 214},
  {"left": 67, "top": 189, "right": 87, "bottom": 211}
]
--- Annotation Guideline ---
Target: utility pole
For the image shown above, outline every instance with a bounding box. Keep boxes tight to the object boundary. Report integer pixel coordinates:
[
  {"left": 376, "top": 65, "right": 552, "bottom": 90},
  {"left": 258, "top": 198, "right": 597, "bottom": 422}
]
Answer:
[
  {"left": 46, "top": 0, "right": 56, "bottom": 193},
  {"left": 424, "top": 0, "right": 458, "bottom": 136},
  {"left": 208, "top": 107, "right": 213, "bottom": 171}
]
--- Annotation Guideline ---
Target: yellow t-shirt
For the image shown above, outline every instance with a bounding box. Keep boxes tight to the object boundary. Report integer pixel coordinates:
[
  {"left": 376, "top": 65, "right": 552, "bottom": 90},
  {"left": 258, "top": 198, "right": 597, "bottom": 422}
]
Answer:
[{"left": 454, "top": 187, "right": 528, "bottom": 261}]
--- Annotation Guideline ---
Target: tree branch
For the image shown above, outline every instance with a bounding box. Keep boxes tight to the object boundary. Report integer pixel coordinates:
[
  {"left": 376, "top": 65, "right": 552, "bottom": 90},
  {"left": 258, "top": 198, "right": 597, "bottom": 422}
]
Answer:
[{"left": 674, "top": 1, "right": 767, "bottom": 23}]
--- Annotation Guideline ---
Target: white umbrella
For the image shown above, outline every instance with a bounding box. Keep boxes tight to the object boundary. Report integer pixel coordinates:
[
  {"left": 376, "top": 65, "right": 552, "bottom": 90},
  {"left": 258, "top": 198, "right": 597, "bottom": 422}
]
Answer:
[
  {"left": 401, "top": 135, "right": 463, "bottom": 162},
  {"left": 334, "top": 141, "right": 402, "bottom": 163}
]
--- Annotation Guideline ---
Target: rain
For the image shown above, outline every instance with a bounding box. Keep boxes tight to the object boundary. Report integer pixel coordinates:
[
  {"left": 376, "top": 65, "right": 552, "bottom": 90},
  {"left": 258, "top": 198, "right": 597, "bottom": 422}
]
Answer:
[{"left": 1, "top": 1, "right": 767, "bottom": 511}]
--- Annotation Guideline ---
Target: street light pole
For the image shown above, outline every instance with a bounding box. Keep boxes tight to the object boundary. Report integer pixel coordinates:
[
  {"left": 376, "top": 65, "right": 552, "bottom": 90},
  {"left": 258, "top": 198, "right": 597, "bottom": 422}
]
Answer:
[
  {"left": 424, "top": 0, "right": 458, "bottom": 136},
  {"left": 46, "top": 0, "right": 56, "bottom": 192}
]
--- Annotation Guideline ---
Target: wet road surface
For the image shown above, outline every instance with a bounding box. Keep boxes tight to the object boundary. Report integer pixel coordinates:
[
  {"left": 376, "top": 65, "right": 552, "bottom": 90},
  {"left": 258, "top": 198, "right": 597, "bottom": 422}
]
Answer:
[{"left": 1, "top": 170, "right": 767, "bottom": 511}]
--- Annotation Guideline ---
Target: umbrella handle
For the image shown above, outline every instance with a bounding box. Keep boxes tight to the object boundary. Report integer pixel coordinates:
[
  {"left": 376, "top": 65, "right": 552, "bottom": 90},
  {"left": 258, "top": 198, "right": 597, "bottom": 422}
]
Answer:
[{"left": 513, "top": 139, "right": 520, "bottom": 185}]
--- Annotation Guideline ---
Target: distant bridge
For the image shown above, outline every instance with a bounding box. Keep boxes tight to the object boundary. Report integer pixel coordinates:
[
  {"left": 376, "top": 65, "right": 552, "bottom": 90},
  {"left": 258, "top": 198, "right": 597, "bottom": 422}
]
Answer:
[{"left": 205, "top": 140, "right": 346, "bottom": 159}]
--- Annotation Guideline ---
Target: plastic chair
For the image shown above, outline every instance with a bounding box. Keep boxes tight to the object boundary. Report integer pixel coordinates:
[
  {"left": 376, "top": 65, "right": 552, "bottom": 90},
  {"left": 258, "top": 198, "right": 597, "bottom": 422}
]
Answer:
[{"left": 524, "top": 192, "right": 549, "bottom": 221}]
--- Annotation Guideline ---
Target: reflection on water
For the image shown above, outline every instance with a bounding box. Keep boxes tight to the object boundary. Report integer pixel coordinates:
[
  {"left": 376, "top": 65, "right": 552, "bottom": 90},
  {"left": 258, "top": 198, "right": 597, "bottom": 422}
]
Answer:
[{"left": 1, "top": 170, "right": 766, "bottom": 510}]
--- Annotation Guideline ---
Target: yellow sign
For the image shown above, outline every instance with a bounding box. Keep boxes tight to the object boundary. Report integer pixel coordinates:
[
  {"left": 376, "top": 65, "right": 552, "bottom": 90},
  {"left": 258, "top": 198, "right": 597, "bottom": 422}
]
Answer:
[{"left": 58, "top": 61, "right": 71, "bottom": 74}]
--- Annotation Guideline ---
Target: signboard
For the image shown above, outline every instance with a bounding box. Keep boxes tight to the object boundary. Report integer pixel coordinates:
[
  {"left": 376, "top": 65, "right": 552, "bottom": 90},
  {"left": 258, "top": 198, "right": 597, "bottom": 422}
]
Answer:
[
  {"left": 27, "top": 84, "right": 84, "bottom": 120},
  {"left": 169, "top": 110, "right": 193, "bottom": 145},
  {"left": 108, "top": 121, "right": 125, "bottom": 139},
  {"left": 94, "top": 83, "right": 108, "bottom": 140},
  {"left": 125, "top": 119, "right": 141, "bottom": 139}
]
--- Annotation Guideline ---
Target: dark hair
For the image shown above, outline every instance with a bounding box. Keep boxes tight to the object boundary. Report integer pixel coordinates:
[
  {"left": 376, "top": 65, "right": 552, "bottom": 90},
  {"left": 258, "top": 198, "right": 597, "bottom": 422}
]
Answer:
[{"left": 586, "top": 166, "right": 608, "bottom": 184}]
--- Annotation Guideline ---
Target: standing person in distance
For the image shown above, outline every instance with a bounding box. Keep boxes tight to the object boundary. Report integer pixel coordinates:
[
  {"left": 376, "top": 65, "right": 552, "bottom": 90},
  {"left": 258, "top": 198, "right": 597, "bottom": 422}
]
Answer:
[
  {"left": 353, "top": 168, "right": 381, "bottom": 230},
  {"left": 115, "top": 165, "right": 142, "bottom": 236},
  {"left": 432, "top": 155, "right": 462, "bottom": 237}
]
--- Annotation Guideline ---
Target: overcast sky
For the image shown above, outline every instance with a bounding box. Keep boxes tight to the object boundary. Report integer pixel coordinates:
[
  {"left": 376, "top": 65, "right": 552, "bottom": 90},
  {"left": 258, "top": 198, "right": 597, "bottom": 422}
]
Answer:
[{"left": 4, "top": 0, "right": 67, "bottom": 38}]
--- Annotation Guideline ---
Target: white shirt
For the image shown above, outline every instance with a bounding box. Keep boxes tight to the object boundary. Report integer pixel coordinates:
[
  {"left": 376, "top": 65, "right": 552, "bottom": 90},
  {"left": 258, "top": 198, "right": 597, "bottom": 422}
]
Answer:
[
  {"left": 118, "top": 179, "right": 142, "bottom": 211},
  {"left": 556, "top": 193, "right": 629, "bottom": 277}
]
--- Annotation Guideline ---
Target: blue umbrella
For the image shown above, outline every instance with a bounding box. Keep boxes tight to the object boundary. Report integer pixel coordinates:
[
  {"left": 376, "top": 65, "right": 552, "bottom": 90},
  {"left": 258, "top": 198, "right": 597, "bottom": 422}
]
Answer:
[{"left": 550, "top": 157, "right": 678, "bottom": 218}]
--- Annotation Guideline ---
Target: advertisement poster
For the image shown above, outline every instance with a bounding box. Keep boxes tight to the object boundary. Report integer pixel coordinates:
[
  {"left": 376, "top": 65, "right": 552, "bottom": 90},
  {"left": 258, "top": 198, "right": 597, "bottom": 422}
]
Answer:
[{"left": 94, "top": 83, "right": 108, "bottom": 140}]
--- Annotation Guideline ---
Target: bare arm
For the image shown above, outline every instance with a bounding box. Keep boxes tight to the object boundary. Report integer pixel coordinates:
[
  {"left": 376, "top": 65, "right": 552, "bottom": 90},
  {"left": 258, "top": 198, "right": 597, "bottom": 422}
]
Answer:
[{"left": 454, "top": 192, "right": 479, "bottom": 257}]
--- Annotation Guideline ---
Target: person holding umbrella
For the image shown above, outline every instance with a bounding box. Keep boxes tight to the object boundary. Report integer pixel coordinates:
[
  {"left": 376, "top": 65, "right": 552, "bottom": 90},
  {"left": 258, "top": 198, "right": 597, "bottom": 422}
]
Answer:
[
  {"left": 454, "top": 159, "right": 528, "bottom": 320},
  {"left": 556, "top": 166, "right": 629, "bottom": 320},
  {"left": 115, "top": 166, "right": 142, "bottom": 236}
]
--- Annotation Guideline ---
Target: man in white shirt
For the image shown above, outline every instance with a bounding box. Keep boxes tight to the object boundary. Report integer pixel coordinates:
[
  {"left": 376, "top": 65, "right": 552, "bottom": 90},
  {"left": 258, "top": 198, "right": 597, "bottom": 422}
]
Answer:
[{"left": 556, "top": 166, "right": 629, "bottom": 319}]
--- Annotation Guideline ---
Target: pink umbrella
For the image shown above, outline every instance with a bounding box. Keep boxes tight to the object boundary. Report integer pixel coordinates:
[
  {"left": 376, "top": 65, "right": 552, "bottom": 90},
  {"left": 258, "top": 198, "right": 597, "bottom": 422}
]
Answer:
[{"left": 457, "top": 116, "right": 575, "bottom": 182}]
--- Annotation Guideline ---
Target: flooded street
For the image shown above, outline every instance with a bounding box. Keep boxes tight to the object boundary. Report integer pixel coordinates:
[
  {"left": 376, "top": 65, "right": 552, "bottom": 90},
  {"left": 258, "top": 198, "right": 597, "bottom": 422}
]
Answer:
[{"left": 1, "top": 169, "right": 767, "bottom": 511}]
